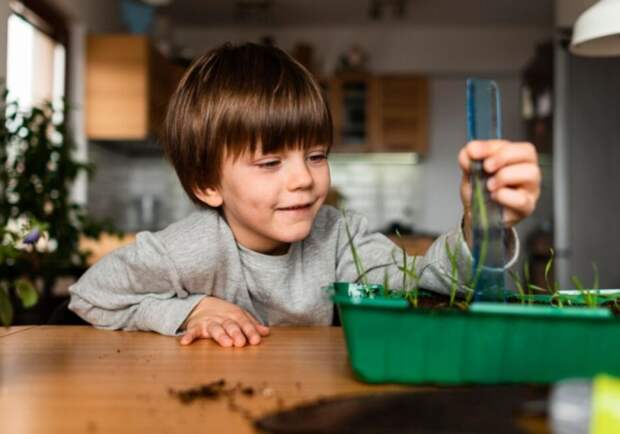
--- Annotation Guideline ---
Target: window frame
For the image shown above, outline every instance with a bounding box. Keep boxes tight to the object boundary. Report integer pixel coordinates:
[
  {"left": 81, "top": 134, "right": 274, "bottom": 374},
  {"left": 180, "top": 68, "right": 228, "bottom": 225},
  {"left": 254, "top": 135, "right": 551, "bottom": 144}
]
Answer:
[{"left": 8, "top": 0, "right": 70, "bottom": 102}]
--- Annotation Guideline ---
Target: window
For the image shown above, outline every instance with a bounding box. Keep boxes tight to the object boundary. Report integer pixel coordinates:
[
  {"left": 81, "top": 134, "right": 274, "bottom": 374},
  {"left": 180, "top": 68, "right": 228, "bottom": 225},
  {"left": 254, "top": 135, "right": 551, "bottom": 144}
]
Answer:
[{"left": 6, "top": 1, "right": 66, "bottom": 108}]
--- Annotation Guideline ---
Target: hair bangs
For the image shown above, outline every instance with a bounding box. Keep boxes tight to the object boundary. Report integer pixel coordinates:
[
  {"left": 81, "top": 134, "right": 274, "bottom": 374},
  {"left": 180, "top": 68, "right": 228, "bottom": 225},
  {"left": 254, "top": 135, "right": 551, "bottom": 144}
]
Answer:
[{"left": 217, "top": 52, "right": 332, "bottom": 160}]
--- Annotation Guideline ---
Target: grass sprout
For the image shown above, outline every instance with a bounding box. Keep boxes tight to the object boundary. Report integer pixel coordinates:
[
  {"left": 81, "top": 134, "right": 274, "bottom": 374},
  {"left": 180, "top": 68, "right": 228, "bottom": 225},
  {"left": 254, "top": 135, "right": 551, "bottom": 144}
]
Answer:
[
  {"left": 508, "top": 269, "right": 527, "bottom": 304},
  {"left": 340, "top": 208, "right": 614, "bottom": 314},
  {"left": 445, "top": 236, "right": 462, "bottom": 307},
  {"left": 383, "top": 268, "right": 390, "bottom": 297},
  {"left": 342, "top": 209, "right": 369, "bottom": 288},
  {"left": 470, "top": 174, "right": 489, "bottom": 294},
  {"left": 570, "top": 262, "right": 600, "bottom": 308}
]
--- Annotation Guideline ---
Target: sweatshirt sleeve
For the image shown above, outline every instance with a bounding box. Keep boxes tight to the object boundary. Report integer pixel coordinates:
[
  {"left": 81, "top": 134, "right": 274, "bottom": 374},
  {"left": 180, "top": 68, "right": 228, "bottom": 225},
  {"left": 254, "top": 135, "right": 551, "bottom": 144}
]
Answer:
[
  {"left": 335, "top": 211, "right": 519, "bottom": 295},
  {"left": 68, "top": 231, "right": 206, "bottom": 336}
]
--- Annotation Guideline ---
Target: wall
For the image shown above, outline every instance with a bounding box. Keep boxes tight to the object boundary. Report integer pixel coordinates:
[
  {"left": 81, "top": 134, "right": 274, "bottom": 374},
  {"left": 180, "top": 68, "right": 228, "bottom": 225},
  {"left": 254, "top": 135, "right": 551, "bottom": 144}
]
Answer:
[
  {"left": 552, "top": 0, "right": 620, "bottom": 288},
  {"left": 47, "top": 0, "right": 123, "bottom": 33},
  {"left": 44, "top": 0, "right": 124, "bottom": 204},
  {"left": 561, "top": 52, "right": 620, "bottom": 288},
  {"left": 555, "top": 0, "right": 597, "bottom": 27},
  {"left": 175, "top": 25, "right": 552, "bottom": 75},
  {"left": 87, "top": 145, "right": 194, "bottom": 232}
]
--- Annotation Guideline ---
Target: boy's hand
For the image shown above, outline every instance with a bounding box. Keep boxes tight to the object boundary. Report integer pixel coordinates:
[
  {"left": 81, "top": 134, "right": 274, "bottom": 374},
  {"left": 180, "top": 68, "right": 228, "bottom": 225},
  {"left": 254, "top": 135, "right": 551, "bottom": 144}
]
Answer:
[
  {"left": 180, "top": 296, "right": 270, "bottom": 347},
  {"left": 458, "top": 140, "right": 541, "bottom": 233}
]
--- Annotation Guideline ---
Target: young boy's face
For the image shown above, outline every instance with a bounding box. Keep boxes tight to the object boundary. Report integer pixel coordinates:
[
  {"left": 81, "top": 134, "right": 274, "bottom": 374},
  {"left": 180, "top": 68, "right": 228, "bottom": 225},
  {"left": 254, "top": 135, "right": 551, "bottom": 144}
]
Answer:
[{"left": 197, "top": 145, "right": 331, "bottom": 255}]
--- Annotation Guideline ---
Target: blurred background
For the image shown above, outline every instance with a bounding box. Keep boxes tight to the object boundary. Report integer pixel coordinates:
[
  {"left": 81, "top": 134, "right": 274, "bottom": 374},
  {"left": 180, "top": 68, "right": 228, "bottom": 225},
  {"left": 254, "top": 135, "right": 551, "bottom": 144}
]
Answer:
[{"left": 1, "top": 0, "right": 619, "bottom": 323}]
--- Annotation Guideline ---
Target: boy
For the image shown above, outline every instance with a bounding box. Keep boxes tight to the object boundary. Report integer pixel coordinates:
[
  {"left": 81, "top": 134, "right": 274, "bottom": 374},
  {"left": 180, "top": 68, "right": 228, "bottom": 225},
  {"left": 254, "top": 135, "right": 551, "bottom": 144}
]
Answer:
[{"left": 69, "top": 43, "right": 540, "bottom": 348}]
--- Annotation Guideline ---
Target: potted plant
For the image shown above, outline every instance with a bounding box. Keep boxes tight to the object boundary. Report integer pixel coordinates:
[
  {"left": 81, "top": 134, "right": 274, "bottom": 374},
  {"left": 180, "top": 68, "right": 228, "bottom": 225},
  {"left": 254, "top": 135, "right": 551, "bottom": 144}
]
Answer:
[{"left": 0, "top": 87, "right": 118, "bottom": 326}]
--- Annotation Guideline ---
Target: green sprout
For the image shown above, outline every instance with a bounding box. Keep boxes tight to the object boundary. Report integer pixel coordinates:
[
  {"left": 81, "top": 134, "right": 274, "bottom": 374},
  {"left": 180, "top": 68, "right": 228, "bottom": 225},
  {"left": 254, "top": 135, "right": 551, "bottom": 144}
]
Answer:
[
  {"left": 544, "top": 248, "right": 563, "bottom": 307},
  {"left": 382, "top": 267, "right": 390, "bottom": 297},
  {"left": 391, "top": 229, "right": 421, "bottom": 308},
  {"left": 470, "top": 174, "right": 489, "bottom": 294},
  {"left": 570, "top": 263, "right": 600, "bottom": 308},
  {"left": 445, "top": 236, "right": 461, "bottom": 307},
  {"left": 342, "top": 209, "right": 369, "bottom": 288},
  {"left": 400, "top": 254, "right": 421, "bottom": 309},
  {"left": 339, "top": 206, "right": 617, "bottom": 315},
  {"left": 508, "top": 269, "right": 527, "bottom": 305}
]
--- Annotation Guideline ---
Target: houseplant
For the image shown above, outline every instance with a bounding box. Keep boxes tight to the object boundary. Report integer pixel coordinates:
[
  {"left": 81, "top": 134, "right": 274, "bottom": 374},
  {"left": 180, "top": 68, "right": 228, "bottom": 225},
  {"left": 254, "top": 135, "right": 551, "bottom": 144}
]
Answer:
[{"left": 0, "top": 87, "right": 117, "bottom": 326}]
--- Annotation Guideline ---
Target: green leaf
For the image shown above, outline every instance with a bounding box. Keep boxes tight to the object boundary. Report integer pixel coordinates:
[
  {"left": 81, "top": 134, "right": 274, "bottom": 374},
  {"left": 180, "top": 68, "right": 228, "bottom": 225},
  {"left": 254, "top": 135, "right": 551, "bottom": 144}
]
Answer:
[
  {"left": 523, "top": 261, "right": 530, "bottom": 285},
  {"left": 571, "top": 275, "right": 584, "bottom": 290},
  {"left": 527, "top": 284, "right": 548, "bottom": 293},
  {"left": 544, "top": 248, "right": 554, "bottom": 290},
  {"left": 592, "top": 262, "right": 600, "bottom": 290},
  {"left": 508, "top": 270, "right": 525, "bottom": 302},
  {"left": 16, "top": 278, "right": 38, "bottom": 308},
  {"left": 0, "top": 286, "right": 14, "bottom": 327},
  {"left": 383, "top": 268, "right": 390, "bottom": 296}
]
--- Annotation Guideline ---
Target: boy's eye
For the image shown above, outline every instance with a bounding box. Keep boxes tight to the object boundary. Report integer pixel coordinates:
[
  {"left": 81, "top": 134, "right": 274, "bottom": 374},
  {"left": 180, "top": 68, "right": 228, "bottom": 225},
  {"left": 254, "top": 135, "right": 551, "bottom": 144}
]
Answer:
[
  {"left": 308, "top": 153, "right": 327, "bottom": 163},
  {"left": 257, "top": 160, "right": 281, "bottom": 169}
]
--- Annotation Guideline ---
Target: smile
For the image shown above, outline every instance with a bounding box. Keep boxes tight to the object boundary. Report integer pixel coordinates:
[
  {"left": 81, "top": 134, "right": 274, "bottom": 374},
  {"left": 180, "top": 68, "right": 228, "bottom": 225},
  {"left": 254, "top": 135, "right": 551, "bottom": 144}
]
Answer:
[{"left": 277, "top": 202, "right": 313, "bottom": 211}]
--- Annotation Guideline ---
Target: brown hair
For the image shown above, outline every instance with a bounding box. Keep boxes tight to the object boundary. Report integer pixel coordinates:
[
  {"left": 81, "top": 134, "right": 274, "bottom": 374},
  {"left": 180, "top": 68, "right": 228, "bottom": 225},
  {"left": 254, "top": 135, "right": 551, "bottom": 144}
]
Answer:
[{"left": 163, "top": 42, "right": 333, "bottom": 207}]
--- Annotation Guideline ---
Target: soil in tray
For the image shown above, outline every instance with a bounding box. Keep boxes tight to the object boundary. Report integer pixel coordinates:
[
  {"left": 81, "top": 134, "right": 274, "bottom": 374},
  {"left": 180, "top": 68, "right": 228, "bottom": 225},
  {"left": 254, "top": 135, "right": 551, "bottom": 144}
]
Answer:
[
  {"left": 386, "top": 288, "right": 620, "bottom": 316},
  {"left": 255, "top": 385, "right": 549, "bottom": 434}
]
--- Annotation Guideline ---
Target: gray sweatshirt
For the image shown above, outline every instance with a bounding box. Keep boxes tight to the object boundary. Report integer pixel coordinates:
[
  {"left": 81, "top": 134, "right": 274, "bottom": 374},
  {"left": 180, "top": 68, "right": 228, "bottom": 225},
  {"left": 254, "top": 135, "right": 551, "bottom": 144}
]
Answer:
[{"left": 68, "top": 205, "right": 518, "bottom": 336}]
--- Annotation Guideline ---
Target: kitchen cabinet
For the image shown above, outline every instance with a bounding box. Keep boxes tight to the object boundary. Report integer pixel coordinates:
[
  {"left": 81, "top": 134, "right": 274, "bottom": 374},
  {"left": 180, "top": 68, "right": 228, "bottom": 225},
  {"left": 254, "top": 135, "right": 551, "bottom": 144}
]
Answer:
[
  {"left": 86, "top": 35, "right": 185, "bottom": 140},
  {"left": 329, "top": 73, "right": 428, "bottom": 154}
]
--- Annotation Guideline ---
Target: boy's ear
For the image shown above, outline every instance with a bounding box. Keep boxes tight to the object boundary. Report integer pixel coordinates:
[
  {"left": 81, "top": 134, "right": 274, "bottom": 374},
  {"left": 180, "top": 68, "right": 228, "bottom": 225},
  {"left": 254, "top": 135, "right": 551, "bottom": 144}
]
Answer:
[{"left": 194, "top": 186, "right": 223, "bottom": 208}]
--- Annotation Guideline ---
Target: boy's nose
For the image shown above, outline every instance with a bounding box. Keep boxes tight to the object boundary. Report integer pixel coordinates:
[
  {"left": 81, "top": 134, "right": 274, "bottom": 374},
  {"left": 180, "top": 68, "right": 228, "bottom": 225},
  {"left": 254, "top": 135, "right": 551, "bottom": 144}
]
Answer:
[{"left": 287, "top": 161, "right": 314, "bottom": 191}]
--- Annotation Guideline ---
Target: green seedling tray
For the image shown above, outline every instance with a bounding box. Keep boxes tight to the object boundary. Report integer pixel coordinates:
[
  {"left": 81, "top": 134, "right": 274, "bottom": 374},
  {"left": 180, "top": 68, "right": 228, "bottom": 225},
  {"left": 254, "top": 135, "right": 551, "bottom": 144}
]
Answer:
[{"left": 330, "top": 282, "right": 620, "bottom": 385}]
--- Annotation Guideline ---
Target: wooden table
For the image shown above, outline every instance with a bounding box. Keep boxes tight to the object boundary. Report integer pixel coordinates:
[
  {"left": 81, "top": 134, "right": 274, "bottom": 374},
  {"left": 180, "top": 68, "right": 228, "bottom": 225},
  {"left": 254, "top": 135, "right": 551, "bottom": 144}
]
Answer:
[{"left": 1, "top": 326, "right": 413, "bottom": 434}]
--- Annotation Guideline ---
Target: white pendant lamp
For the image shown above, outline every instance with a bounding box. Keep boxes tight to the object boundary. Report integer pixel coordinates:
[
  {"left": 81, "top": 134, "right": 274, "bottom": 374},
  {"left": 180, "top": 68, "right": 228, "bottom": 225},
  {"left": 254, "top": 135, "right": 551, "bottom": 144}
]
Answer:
[{"left": 570, "top": 0, "right": 620, "bottom": 56}]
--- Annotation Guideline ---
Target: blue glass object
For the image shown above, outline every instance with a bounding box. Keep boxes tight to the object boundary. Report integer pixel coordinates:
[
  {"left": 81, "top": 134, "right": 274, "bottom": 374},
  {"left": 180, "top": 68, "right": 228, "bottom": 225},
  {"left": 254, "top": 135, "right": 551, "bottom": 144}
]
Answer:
[
  {"left": 466, "top": 79, "right": 507, "bottom": 301},
  {"left": 121, "top": 0, "right": 155, "bottom": 34}
]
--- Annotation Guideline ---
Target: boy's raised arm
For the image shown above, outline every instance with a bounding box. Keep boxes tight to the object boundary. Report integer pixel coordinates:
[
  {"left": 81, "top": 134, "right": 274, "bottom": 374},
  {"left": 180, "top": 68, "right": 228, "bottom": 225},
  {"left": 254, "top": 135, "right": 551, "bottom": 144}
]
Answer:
[{"left": 68, "top": 230, "right": 206, "bottom": 336}]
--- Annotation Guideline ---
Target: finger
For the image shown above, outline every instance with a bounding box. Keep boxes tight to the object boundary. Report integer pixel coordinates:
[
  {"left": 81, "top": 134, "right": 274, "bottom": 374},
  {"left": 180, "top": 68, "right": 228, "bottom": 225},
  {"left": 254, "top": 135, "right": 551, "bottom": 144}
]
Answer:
[
  {"left": 463, "top": 140, "right": 508, "bottom": 163},
  {"left": 246, "top": 314, "right": 270, "bottom": 336},
  {"left": 180, "top": 327, "right": 200, "bottom": 346},
  {"left": 460, "top": 173, "right": 472, "bottom": 206},
  {"left": 491, "top": 187, "right": 536, "bottom": 220},
  {"left": 458, "top": 147, "right": 470, "bottom": 173},
  {"left": 483, "top": 142, "right": 538, "bottom": 173},
  {"left": 206, "top": 322, "right": 234, "bottom": 347},
  {"left": 222, "top": 319, "right": 247, "bottom": 347},
  {"left": 487, "top": 163, "right": 541, "bottom": 192},
  {"left": 238, "top": 319, "right": 262, "bottom": 345}
]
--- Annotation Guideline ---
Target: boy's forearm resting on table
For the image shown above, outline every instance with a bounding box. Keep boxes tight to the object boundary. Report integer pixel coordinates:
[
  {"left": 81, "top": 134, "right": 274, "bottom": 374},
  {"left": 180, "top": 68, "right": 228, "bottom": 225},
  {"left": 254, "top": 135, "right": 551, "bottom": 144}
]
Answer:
[{"left": 68, "top": 231, "right": 207, "bottom": 336}]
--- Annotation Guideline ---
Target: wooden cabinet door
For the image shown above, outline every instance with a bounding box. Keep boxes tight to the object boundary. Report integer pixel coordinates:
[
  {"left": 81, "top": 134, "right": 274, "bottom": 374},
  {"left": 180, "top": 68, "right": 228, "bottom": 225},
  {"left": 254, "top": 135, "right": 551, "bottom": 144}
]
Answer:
[
  {"left": 329, "top": 73, "right": 377, "bottom": 152},
  {"left": 371, "top": 75, "right": 428, "bottom": 154},
  {"left": 86, "top": 35, "right": 184, "bottom": 141},
  {"left": 328, "top": 73, "right": 428, "bottom": 154},
  {"left": 86, "top": 35, "right": 149, "bottom": 140}
]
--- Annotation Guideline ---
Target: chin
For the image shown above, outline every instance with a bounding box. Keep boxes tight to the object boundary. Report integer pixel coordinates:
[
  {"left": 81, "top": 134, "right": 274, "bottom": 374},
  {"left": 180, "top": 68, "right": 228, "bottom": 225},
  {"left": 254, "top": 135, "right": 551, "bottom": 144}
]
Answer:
[{"left": 278, "top": 224, "right": 313, "bottom": 243}]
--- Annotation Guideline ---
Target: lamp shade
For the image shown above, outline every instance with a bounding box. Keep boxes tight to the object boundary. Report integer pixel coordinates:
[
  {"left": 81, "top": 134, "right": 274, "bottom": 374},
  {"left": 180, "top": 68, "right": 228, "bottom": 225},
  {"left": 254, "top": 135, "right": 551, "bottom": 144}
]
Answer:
[{"left": 570, "top": 0, "right": 620, "bottom": 57}]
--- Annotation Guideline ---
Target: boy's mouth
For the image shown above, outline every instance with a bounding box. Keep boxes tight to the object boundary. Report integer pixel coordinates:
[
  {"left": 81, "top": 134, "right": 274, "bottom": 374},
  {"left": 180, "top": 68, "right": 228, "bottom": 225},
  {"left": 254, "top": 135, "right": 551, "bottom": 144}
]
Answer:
[{"left": 277, "top": 202, "right": 313, "bottom": 211}]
